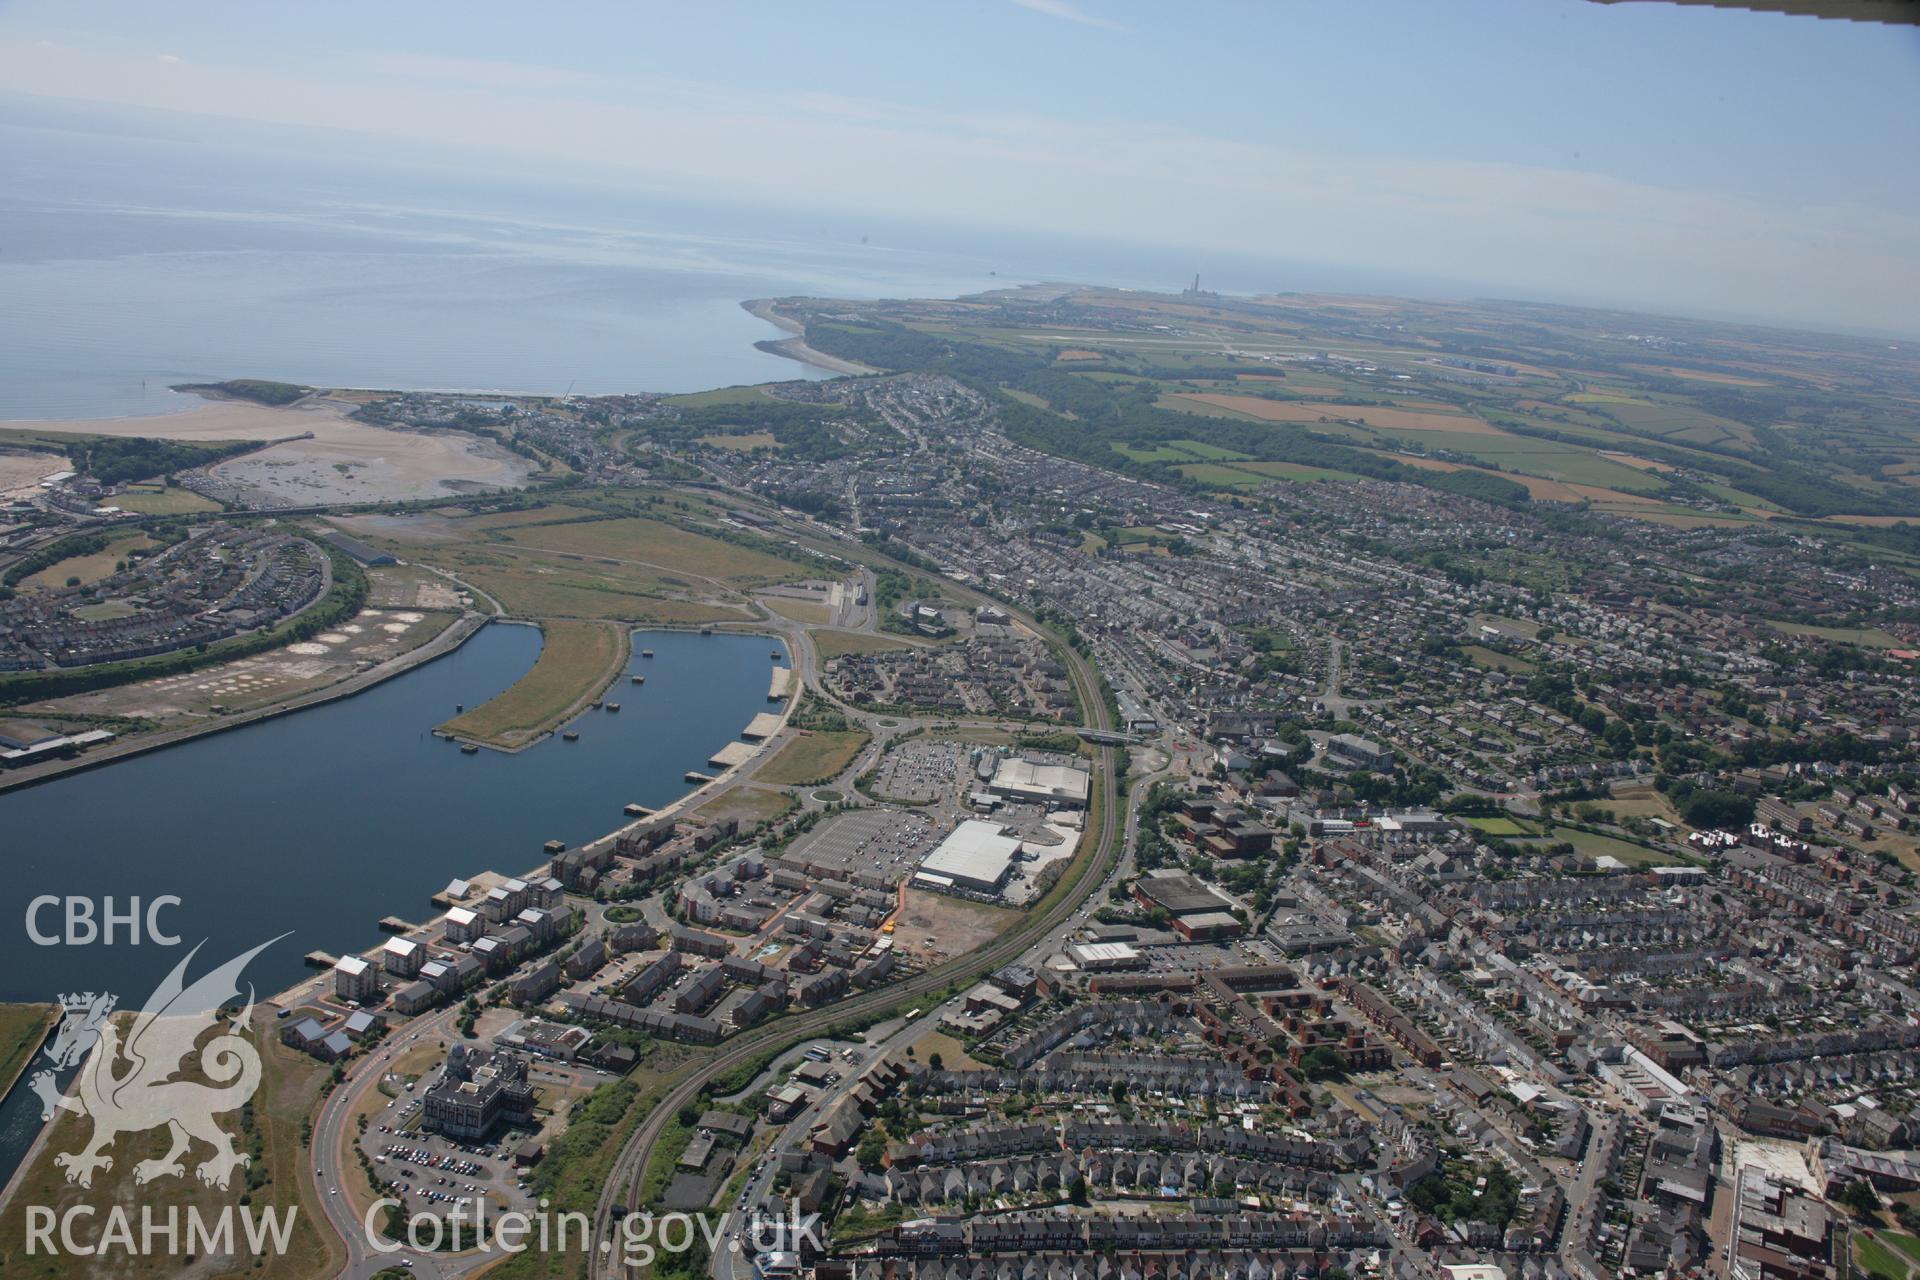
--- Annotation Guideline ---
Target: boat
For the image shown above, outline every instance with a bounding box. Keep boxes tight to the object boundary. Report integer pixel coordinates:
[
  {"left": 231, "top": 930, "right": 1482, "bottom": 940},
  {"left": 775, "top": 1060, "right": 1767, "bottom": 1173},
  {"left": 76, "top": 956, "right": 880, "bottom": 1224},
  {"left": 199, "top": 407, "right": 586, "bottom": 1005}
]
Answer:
[
  {"left": 631, "top": 675, "right": 645, "bottom": 684},
  {"left": 606, "top": 702, "right": 621, "bottom": 712},
  {"left": 770, "top": 650, "right": 781, "bottom": 659},
  {"left": 460, "top": 743, "right": 478, "bottom": 755},
  {"left": 641, "top": 649, "right": 654, "bottom": 658},
  {"left": 563, "top": 730, "right": 580, "bottom": 742}
]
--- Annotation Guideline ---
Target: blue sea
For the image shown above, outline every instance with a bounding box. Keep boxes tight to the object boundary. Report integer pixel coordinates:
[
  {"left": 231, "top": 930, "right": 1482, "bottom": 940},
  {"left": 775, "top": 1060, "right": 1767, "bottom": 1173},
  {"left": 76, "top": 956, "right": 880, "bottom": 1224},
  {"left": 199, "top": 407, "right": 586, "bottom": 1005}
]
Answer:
[{"left": 0, "top": 99, "right": 1478, "bottom": 421}]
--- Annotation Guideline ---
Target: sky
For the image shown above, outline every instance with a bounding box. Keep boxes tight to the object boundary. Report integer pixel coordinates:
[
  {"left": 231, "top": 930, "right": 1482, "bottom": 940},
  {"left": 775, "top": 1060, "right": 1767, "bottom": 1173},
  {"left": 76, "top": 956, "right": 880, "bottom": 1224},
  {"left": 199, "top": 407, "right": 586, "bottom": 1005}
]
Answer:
[{"left": 1, "top": 0, "right": 1917, "bottom": 333}]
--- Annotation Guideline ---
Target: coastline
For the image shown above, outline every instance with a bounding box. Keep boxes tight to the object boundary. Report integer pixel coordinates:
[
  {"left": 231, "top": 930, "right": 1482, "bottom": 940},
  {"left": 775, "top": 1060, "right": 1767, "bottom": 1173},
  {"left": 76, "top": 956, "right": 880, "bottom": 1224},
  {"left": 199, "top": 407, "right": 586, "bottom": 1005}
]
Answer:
[
  {"left": 742, "top": 299, "right": 879, "bottom": 376},
  {"left": 254, "top": 625, "right": 802, "bottom": 1012},
  {"left": 0, "top": 1003, "right": 59, "bottom": 1210},
  {"left": 0, "top": 611, "right": 490, "bottom": 796},
  {"left": 434, "top": 619, "right": 632, "bottom": 755},
  {"left": 0, "top": 1005, "right": 56, "bottom": 1117}
]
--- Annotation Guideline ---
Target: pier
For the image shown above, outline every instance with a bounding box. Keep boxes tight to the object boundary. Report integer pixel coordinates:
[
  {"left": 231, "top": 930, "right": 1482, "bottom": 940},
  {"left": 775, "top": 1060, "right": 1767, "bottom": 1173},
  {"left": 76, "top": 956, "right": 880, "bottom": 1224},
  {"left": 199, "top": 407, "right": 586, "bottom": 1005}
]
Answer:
[
  {"left": 709, "top": 741, "right": 758, "bottom": 770},
  {"left": 303, "top": 950, "right": 338, "bottom": 970},
  {"left": 767, "top": 667, "right": 796, "bottom": 701},
  {"left": 742, "top": 712, "right": 783, "bottom": 740}
]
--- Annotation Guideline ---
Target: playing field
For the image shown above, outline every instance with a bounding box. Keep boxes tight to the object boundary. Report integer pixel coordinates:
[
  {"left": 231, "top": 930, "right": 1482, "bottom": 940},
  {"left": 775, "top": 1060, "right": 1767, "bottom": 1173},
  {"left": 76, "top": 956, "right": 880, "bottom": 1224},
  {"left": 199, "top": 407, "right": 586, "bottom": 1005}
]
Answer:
[
  {"left": 697, "top": 432, "right": 778, "bottom": 450},
  {"left": 438, "top": 619, "right": 628, "bottom": 749},
  {"left": 1544, "top": 825, "right": 1687, "bottom": 867},
  {"left": 108, "top": 486, "right": 225, "bottom": 514}
]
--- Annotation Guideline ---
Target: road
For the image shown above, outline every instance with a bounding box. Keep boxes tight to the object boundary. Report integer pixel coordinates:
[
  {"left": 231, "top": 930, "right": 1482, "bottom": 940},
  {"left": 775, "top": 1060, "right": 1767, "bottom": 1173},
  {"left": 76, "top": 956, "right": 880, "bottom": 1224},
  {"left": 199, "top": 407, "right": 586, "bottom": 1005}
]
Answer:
[
  {"left": 309, "top": 1003, "right": 471, "bottom": 1279},
  {"left": 711, "top": 747, "right": 1165, "bottom": 1280},
  {"left": 588, "top": 611, "right": 1126, "bottom": 1276}
]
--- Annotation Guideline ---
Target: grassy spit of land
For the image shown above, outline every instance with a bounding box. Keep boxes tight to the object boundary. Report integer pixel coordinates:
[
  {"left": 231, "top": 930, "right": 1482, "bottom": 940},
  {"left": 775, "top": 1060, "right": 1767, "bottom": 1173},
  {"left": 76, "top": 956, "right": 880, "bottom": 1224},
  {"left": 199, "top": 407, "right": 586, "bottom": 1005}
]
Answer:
[
  {"left": 437, "top": 619, "right": 628, "bottom": 750},
  {"left": 0, "top": 1005, "right": 56, "bottom": 1111}
]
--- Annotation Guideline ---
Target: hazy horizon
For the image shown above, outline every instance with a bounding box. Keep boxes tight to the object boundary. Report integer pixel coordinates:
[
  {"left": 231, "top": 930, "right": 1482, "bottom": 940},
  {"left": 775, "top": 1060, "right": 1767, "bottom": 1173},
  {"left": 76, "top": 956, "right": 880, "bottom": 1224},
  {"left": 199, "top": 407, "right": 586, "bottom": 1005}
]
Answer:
[{"left": 1, "top": 0, "right": 1916, "bottom": 337}]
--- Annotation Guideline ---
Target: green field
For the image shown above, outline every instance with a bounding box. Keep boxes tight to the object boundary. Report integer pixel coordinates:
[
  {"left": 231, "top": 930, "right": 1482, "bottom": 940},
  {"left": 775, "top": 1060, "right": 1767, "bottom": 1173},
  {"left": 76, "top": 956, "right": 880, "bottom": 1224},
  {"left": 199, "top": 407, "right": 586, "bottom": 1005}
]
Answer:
[
  {"left": 109, "top": 487, "right": 224, "bottom": 515},
  {"left": 0, "top": 1003, "right": 55, "bottom": 1105},
  {"left": 70, "top": 600, "right": 138, "bottom": 622},
  {"left": 24, "top": 531, "right": 156, "bottom": 590},
  {"left": 696, "top": 431, "right": 778, "bottom": 451},
  {"left": 438, "top": 620, "right": 628, "bottom": 748},
  {"left": 1461, "top": 644, "right": 1535, "bottom": 672},
  {"left": 1113, "top": 443, "right": 1197, "bottom": 463},
  {"left": 1235, "top": 460, "right": 1364, "bottom": 483},
  {"left": 1855, "top": 1232, "right": 1916, "bottom": 1280},
  {"left": 377, "top": 503, "right": 806, "bottom": 623},
  {"left": 756, "top": 729, "right": 871, "bottom": 786},
  {"left": 501, "top": 517, "right": 802, "bottom": 582},
  {"left": 1544, "top": 825, "right": 1687, "bottom": 867},
  {"left": 1177, "top": 463, "right": 1263, "bottom": 488},
  {"left": 663, "top": 385, "right": 776, "bottom": 408},
  {"left": 1766, "top": 620, "right": 1908, "bottom": 649},
  {"left": 1465, "top": 816, "right": 1533, "bottom": 837},
  {"left": 1886, "top": 1234, "right": 1920, "bottom": 1268},
  {"left": 815, "top": 629, "right": 914, "bottom": 658},
  {"left": 1167, "top": 439, "right": 1251, "bottom": 460}
]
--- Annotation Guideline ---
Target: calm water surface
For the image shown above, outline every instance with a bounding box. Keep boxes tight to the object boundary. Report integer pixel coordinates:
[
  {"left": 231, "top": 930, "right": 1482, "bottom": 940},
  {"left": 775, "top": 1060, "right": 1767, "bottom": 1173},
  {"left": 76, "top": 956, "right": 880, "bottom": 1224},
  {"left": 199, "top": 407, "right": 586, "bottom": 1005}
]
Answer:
[{"left": 0, "top": 625, "right": 787, "bottom": 1177}]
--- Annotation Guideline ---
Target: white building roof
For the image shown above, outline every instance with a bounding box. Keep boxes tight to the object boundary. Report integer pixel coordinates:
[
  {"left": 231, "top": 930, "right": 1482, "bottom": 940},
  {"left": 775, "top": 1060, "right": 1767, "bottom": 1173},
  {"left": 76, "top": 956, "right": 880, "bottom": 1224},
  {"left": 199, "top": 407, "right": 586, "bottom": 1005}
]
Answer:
[
  {"left": 919, "top": 820, "right": 1024, "bottom": 888},
  {"left": 989, "top": 757, "right": 1091, "bottom": 805},
  {"left": 1068, "top": 942, "right": 1139, "bottom": 965}
]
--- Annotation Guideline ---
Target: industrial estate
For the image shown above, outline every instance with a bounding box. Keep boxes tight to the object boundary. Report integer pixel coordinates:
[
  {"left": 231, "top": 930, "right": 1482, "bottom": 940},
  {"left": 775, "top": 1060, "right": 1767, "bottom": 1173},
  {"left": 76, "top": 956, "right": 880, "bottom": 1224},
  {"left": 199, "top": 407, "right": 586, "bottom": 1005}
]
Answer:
[{"left": 4, "top": 282, "right": 1920, "bottom": 1280}]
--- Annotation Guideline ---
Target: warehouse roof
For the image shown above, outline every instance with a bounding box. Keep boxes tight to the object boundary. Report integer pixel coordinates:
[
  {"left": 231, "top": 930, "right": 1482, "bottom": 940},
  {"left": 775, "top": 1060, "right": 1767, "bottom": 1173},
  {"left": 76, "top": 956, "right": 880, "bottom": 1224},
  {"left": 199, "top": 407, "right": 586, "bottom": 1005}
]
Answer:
[
  {"left": 989, "top": 757, "right": 1091, "bottom": 805},
  {"left": 919, "top": 820, "right": 1023, "bottom": 888}
]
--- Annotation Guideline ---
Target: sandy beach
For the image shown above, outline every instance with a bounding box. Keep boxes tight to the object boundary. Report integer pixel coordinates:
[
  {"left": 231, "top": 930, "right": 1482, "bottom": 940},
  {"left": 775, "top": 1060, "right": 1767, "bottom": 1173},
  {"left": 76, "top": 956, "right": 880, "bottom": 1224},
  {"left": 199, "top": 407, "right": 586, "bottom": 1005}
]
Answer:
[
  {"left": 0, "top": 453, "right": 68, "bottom": 502},
  {"left": 743, "top": 299, "right": 879, "bottom": 376},
  {"left": 26, "top": 395, "right": 536, "bottom": 505}
]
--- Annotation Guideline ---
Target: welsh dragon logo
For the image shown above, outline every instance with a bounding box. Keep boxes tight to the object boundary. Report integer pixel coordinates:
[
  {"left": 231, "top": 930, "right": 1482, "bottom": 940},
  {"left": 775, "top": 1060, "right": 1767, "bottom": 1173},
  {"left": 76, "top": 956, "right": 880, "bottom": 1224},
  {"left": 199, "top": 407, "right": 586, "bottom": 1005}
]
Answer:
[{"left": 30, "top": 936, "right": 284, "bottom": 1190}]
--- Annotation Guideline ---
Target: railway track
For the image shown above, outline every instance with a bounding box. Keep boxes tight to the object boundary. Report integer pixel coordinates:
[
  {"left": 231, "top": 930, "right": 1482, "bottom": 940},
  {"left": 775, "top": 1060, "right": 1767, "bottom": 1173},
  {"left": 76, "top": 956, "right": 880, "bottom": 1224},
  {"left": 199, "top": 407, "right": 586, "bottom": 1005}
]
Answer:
[{"left": 587, "top": 618, "right": 1123, "bottom": 1274}]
